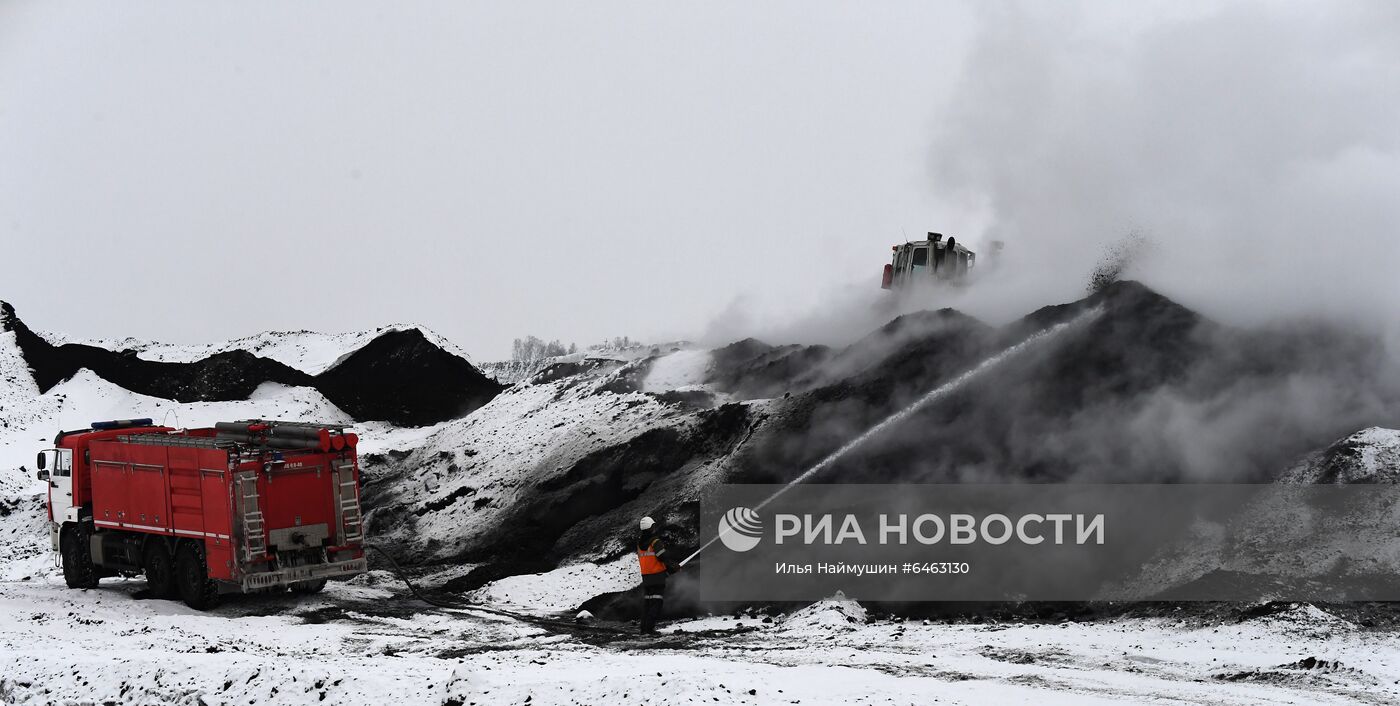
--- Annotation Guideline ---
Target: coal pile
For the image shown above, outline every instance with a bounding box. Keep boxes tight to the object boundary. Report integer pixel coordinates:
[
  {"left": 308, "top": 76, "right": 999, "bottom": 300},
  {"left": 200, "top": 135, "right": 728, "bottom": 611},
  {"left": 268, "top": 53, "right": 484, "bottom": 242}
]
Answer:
[
  {"left": 705, "top": 339, "right": 832, "bottom": 399},
  {"left": 0, "top": 301, "right": 502, "bottom": 426},
  {"left": 817, "top": 307, "right": 995, "bottom": 403},
  {"left": 728, "top": 280, "right": 1399, "bottom": 485},
  {"left": 315, "top": 328, "right": 503, "bottom": 426},
  {"left": 1, "top": 301, "right": 313, "bottom": 400},
  {"left": 703, "top": 308, "right": 995, "bottom": 404},
  {"left": 323, "top": 281, "right": 1400, "bottom": 610}
]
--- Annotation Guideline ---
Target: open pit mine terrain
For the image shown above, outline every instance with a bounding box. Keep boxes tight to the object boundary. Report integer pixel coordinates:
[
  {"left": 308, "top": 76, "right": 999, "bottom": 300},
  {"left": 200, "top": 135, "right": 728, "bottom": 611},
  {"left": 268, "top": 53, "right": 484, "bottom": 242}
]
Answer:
[{"left": 3, "top": 282, "right": 1400, "bottom": 705}]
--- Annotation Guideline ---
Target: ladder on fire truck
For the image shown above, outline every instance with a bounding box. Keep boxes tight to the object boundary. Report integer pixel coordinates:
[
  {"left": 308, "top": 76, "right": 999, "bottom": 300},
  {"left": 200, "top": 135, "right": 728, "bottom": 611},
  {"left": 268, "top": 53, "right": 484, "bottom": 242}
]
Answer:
[
  {"left": 237, "top": 473, "right": 267, "bottom": 559},
  {"left": 337, "top": 462, "right": 363, "bottom": 543}
]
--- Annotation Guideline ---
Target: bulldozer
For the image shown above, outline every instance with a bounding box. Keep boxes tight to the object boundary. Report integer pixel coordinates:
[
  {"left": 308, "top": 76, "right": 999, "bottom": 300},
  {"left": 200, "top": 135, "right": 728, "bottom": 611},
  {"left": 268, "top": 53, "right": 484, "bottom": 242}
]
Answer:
[{"left": 880, "top": 233, "right": 979, "bottom": 290}]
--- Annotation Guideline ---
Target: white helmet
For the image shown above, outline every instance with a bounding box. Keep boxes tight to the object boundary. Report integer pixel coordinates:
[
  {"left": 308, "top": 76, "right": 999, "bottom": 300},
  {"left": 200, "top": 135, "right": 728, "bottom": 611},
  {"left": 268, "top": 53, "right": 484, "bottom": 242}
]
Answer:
[{"left": 639, "top": 516, "right": 655, "bottom": 530}]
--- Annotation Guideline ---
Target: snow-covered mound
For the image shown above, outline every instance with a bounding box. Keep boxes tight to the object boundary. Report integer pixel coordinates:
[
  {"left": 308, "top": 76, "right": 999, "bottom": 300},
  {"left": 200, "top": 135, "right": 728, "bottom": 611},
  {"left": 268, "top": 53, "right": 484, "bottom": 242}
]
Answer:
[
  {"left": 467, "top": 555, "right": 637, "bottom": 614},
  {"left": 0, "top": 326, "right": 43, "bottom": 486},
  {"left": 0, "top": 326, "right": 40, "bottom": 413},
  {"left": 479, "top": 340, "right": 692, "bottom": 386},
  {"left": 40, "top": 323, "right": 474, "bottom": 374},
  {"left": 641, "top": 348, "right": 712, "bottom": 393},
  {"left": 1281, "top": 427, "right": 1400, "bottom": 483},
  {"left": 362, "top": 354, "right": 760, "bottom": 572},
  {"left": 1098, "top": 427, "right": 1400, "bottom": 601},
  {"left": 0, "top": 369, "right": 352, "bottom": 495},
  {"left": 1249, "top": 603, "right": 1357, "bottom": 638},
  {"left": 779, "top": 593, "right": 868, "bottom": 632},
  {"left": 476, "top": 359, "right": 541, "bottom": 385}
]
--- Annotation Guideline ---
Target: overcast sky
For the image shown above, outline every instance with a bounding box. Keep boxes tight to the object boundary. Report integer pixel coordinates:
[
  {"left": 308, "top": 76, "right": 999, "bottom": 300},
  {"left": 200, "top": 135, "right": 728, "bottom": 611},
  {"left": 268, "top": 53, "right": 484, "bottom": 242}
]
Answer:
[{"left": 2, "top": 1, "right": 1396, "bottom": 360}]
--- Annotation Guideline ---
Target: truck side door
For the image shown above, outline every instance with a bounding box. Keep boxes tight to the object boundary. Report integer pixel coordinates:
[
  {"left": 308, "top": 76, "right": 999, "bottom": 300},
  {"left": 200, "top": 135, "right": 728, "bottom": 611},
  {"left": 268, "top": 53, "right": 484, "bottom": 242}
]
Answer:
[
  {"left": 47, "top": 449, "right": 74, "bottom": 522},
  {"left": 168, "top": 447, "right": 204, "bottom": 538}
]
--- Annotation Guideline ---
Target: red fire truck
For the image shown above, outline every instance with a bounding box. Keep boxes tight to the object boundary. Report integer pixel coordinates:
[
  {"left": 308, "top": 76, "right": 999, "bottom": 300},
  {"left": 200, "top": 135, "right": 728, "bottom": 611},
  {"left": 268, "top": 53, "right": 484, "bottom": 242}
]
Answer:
[{"left": 34, "top": 418, "right": 368, "bottom": 609}]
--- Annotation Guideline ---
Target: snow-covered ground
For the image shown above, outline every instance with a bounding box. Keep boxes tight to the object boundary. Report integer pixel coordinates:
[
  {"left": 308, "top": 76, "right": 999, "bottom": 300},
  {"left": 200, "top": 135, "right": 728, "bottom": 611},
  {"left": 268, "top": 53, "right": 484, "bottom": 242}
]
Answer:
[
  {"left": 2, "top": 574, "right": 1398, "bottom": 705},
  {"left": 0, "top": 493, "right": 51, "bottom": 582}
]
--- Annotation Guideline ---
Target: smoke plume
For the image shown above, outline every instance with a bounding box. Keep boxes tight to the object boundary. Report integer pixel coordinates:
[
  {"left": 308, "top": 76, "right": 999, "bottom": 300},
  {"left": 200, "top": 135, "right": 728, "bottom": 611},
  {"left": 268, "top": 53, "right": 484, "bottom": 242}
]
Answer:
[{"left": 931, "top": 1, "right": 1400, "bottom": 330}]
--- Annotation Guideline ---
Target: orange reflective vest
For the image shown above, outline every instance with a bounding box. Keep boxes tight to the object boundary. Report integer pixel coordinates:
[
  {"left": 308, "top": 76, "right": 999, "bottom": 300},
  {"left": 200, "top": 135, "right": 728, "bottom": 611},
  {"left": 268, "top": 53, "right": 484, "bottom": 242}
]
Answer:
[{"left": 637, "top": 539, "right": 667, "bottom": 576}]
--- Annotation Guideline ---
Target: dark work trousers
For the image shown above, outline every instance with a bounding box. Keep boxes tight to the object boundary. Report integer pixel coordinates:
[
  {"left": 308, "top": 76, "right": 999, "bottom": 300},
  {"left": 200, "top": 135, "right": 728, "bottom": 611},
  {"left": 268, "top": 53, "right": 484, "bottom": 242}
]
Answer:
[{"left": 640, "top": 581, "right": 666, "bottom": 634}]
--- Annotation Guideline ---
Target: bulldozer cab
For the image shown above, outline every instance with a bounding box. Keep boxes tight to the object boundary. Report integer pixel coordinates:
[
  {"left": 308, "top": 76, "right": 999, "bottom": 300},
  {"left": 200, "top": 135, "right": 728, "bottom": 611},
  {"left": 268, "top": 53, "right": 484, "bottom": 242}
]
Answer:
[{"left": 881, "top": 233, "right": 975, "bottom": 289}]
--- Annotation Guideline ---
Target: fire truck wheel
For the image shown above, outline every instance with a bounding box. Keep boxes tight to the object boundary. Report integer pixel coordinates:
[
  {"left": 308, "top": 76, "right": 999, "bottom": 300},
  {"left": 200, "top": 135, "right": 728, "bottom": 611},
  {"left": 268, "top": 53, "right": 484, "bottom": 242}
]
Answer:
[
  {"left": 289, "top": 578, "right": 327, "bottom": 594},
  {"left": 175, "top": 542, "right": 221, "bottom": 610},
  {"left": 60, "top": 523, "right": 98, "bottom": 589},
  {"left": 142, "top": 542, "right": 176, "bottom": 599}
]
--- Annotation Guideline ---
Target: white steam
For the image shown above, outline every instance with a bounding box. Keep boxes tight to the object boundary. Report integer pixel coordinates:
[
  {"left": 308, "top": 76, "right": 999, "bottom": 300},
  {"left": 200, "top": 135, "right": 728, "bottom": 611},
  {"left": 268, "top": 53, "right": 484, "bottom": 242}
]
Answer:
[
  {"left": 931, "top": 0, "right": 1400, "bottom": 330},
  {"left": 704, "top": 1, "right": 1400, "bottom": 347}
]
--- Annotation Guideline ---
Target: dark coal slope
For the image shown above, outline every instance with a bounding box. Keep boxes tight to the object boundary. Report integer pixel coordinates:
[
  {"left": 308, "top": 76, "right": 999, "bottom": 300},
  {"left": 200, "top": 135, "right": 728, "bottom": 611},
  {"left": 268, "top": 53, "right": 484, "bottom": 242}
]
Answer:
[
  {"left": 705, "top": 339, "right": 832, "bottom": 399},
  {"left": 999, "top": 279, "right": 1207, "bottom": 414},
  {"left": 1, "top": 301, "right": 502, "bottom": 425},
  {"left": 314, "top": 328, "right": 503, "bottom": 426},
  {"left": 745, "top": 280, "right": 1212, "bottom": 483},
  {"left": 829, "top": 308, "right": 996, "bottom": 397},
  {"left": 705, "top": 309, "right": 995, "bottom": 403},
  {"left": 730, "top": 280, "right": 1399, "bottom": 485},
  {"left": 535, "top": 404, "right": 746, "bottom": 562},
  {"left": 723, "top": 306, "right": 1000, "bottom": 486}
]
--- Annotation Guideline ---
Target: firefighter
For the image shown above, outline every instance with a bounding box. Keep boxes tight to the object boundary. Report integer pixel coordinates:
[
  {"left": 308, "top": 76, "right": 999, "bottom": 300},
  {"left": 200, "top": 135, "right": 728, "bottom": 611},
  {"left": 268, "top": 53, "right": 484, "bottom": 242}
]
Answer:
[{"left": 636, "top": 516, "right": 675, "bottom": 635}]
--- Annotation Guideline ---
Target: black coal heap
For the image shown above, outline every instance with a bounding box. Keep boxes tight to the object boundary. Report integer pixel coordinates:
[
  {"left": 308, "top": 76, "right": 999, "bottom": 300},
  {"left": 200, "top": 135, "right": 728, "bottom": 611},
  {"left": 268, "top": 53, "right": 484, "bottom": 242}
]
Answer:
[
  {"left": 0, "top": 301, "right": 502, "bottom": 427},
  {"left": 729, "top": 279, "right": 1391, "bottom": 486},
  {"left": 315, "top": 328, "right": 503, "bottom": 427}
]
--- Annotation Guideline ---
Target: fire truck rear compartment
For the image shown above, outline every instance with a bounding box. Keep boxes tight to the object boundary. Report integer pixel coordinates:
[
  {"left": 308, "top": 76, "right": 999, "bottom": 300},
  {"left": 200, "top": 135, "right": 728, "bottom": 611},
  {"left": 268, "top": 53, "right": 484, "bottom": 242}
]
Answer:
[{"left": 45, "top": 419, "right": 367, "bottom": 605}]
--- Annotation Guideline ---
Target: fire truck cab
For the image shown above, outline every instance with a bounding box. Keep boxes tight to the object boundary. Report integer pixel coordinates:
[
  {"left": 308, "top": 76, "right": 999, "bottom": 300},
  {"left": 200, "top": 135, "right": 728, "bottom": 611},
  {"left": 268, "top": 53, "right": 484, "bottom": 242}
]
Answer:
[
  {"left": 35, "top": 418, "right": 367, "bottom": 609},
  {"left": 881, "top": 232, "right": 976, "bottom": 290}
]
